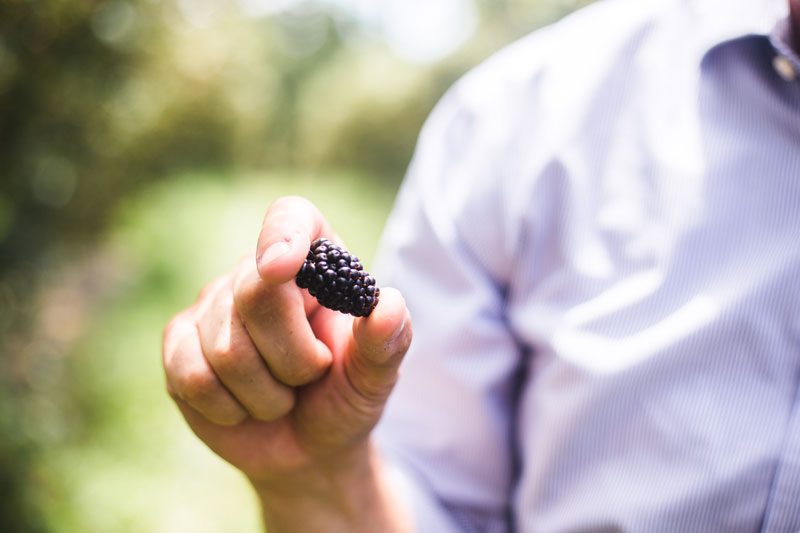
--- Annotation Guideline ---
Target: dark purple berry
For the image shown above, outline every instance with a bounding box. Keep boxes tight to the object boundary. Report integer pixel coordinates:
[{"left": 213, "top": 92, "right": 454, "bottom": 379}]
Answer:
[{"left": 295, "top": 238, "right": 380, "bottom": 317}]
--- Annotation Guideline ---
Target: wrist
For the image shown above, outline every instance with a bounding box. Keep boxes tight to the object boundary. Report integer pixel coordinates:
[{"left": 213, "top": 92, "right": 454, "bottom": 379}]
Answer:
[{"left": 250, "top": 441, "right": 412, "bottom": 533}]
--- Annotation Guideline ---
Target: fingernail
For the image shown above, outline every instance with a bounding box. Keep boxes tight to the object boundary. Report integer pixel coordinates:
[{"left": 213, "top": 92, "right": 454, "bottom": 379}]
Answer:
[{"left": 259, "top": 241, "right": 291, "bottom": 269}]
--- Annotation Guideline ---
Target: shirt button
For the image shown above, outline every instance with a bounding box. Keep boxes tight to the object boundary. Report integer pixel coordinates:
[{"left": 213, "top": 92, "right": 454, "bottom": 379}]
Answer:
[{"left": 773, "top": 55, "right": 797, "bottom": 82}]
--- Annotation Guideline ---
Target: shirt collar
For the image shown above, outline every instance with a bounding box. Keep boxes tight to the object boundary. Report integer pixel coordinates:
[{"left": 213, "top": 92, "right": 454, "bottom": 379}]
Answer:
[
  {"left": 674, "top": 0, "right": 789, "bottom": 50},
  {"left": 769, "top": 15, "right": 800, "bottom": 73},
  {"left": 669, "top": 0, "right": 798, "bottom": 78}
]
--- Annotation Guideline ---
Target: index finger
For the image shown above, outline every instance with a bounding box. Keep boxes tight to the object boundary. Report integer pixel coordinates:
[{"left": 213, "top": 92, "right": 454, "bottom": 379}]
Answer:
[{"left": 256, "top": 196, "right": 333, "bottom": 285}]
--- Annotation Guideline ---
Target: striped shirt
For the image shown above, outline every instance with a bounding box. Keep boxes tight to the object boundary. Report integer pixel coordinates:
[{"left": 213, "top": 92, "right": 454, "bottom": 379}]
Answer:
[{"left": 373, "top": 0, "right": 800, "bottom": 531}]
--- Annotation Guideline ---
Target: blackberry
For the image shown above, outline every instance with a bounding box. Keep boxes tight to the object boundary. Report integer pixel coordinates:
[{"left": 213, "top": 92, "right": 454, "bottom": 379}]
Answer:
[{"left": 295, "top": 238, "right": 380, "bottom": 317}]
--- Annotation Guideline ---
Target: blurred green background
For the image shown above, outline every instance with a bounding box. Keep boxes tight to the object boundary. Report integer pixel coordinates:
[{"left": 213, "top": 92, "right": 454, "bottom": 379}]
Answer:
[{"left": 0, "top": 1, "right": 592, "bottom": 531}]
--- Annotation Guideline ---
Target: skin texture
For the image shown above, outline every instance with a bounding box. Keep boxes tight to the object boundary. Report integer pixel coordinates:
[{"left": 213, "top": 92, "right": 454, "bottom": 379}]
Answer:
[{"left": 163, "top": 196, "right": 413, "bottom": 532}]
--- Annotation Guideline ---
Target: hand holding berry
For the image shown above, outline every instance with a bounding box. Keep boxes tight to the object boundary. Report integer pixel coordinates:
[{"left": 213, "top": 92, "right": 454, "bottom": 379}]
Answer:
[{"left": 162, "top": 196, "right": 413, "bottom": 531}]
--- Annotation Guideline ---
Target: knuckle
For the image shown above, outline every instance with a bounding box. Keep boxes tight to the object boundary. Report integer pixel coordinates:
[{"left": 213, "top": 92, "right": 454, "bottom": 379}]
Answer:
[
  {"left": 341, "top": 375, "right": 381, "bottom": 422},
  {"left": 178, "top": 368, "right": 218, "bottom": 404},
  {"left": 232, "top": 272, "right": 266, "bottom": 317},
  {"left": 252, "top": 392, "right": 295, "bottom": 422},
  {"left": 209, "top": 339, "right": 244, "bottom": 375},
  {"left": 162, "top": 314, "right": 185, "bottom": 353},
  {"left": 360, "top": 376, "right": 396, "bottom": 404},
  {"left": 276, "top": 358, "right": 322, "bottom": 387},
  {"left": 351, "top": 359, "right": 396, "bottom": 403},
  {"left": 163, "top": 316, "right": 179, "bottom": 345},
  {"left": 195, "top": 276, "right": 226, "bottom": 304},
  {"left": 162, "top": 313, "right": 193, "bottom": 368}
]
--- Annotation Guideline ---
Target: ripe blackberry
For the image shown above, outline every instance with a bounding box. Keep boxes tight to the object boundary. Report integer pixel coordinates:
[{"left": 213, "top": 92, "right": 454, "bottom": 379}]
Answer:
[{"left": 296, "top": 238, "right": 380, "bottom": 317}]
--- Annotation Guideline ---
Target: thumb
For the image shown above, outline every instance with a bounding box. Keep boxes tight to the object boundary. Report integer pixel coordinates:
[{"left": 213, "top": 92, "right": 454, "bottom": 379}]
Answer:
[{"left": 344, "top": 287, "right": 412, "bottom": 406}]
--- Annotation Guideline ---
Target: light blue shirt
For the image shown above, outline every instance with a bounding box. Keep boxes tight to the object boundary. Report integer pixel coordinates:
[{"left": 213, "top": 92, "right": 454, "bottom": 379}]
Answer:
[{"left": 372, "top": 0, "right": 800, "bottom": 531}]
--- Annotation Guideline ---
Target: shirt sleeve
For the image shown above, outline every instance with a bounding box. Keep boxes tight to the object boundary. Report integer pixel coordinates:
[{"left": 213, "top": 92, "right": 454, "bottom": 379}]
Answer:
[{"left": 372, "top": 69, "right": 530, "bottom": 532}]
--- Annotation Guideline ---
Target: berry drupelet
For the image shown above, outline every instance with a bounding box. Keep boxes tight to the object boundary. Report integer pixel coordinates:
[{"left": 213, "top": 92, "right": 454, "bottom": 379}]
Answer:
[{"left": 295, "top": 238, "right": 380, "bottom": 317}]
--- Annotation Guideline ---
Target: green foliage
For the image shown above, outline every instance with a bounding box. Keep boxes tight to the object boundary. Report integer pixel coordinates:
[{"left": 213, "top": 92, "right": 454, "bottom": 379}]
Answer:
[{"left": 0, "top": 0, "right": 595, "bottom": 530}]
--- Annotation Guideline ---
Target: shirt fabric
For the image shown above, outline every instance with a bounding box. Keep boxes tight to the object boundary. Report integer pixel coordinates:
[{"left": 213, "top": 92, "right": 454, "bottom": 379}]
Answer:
[{"left": 372, "top": 0, "right": 800, "bottom": 531}]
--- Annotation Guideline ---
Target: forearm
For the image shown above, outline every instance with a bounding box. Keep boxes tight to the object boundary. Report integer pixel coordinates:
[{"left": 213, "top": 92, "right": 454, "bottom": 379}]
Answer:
[{"left": 252, "top": 442, "right": 413, "bottom": 533}]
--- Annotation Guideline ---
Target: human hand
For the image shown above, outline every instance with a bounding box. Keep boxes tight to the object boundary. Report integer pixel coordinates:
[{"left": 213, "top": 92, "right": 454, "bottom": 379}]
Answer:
[{"left": 162, "top": 196, "right": 413, "bottom": 529}]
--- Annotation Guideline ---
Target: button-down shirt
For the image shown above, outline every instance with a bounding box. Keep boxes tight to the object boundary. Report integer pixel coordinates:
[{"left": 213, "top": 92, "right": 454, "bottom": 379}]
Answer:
[{"left": 372, "top": 0, "right": 800, "bottom": 531}]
